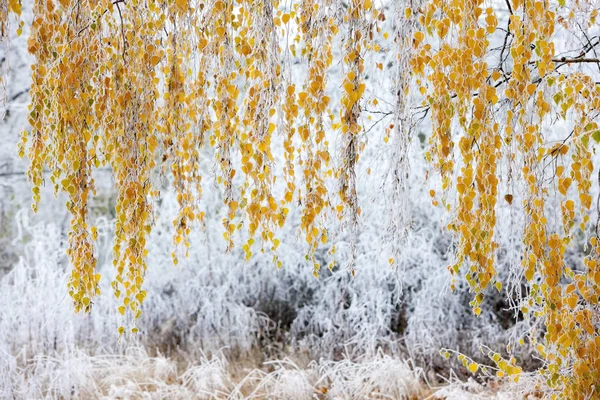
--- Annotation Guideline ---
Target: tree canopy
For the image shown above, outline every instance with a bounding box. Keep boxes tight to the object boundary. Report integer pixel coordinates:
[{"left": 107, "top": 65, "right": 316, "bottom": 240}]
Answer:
[{"left": 3, "top": 0, "right": 600, "bottom": 397}]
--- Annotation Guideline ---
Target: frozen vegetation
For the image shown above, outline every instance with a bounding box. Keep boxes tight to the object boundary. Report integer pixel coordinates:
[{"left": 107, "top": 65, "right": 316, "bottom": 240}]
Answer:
[{"left": 3, "top": 0, "right": 597, "bottom": 398}]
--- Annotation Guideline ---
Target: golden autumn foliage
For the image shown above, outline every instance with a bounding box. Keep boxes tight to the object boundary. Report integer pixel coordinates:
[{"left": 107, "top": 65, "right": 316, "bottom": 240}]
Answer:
[
  {"left": 12, "top": 0, "right": 387, "bottom": 331},
  {"left": 4, "top": 0, "right": 600, "bottom": 398},
  {"left": 417, "top": 0, "right": 600, "bottom": 398}
]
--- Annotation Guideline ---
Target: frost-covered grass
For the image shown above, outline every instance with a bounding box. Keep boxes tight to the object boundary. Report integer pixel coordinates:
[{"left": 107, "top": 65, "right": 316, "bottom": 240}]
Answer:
[{"left": 1, "top": 347, "right": 538, "bottom": 400}]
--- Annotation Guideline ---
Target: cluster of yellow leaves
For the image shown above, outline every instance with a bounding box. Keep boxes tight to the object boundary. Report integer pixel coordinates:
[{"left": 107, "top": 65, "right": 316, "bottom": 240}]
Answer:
[
  {"left": 416, "top": 0, "right": 600, "bottom": 397},
  {"left": 2, "top": 0, "right": 22, "bottom": 38},
  {"left": 440, "top": 349, "right": 523, "bottom": 382},
  {"left": 441, "top": 348, "right": 523, "bottom": 381},
  {"left": 1, "top": 0, "right": 23, "bottom": 114},
  {"left": 293, "top": 0, "right": 334, "bottom": 276},
  {"left": 336, "top": 0, "right": 379, "bottom": 274},
  {"left": 417, "top": 0, "right": 502, "bottom": 305}
]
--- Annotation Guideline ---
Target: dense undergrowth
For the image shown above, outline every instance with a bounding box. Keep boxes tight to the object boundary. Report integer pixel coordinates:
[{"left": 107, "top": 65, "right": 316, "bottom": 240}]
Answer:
[{"left": 0, "top": 178, "right": 541, "bottom": 398}]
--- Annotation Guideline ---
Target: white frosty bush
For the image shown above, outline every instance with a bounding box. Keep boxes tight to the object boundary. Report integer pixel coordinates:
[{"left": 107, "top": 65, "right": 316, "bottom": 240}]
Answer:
[{"left": 0, "top": 153, "right": 535, "bottom": 388}]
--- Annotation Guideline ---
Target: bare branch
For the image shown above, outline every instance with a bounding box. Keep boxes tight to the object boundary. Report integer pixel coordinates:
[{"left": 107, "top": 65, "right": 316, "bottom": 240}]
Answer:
[
  {"left": 75, "top": 0, "right": 126, "bottom": 37},
  {"left": 504, "top": 0, "right": 514, "bottom": 15},
  {"left": 552, "top": 57, "right": 600, "bottom": 64}
]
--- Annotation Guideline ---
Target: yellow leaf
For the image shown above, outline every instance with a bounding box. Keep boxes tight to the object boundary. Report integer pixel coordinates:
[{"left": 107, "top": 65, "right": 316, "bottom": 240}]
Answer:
[
  {"left": 413, "top": 31, "right": 424, "bottom": 45},
  {"left": 525, "top": 268, "right": 534, "bottom": 281},
  {"left": 175, "top": 0, "right": 187, "bottom": 13},
  {"left": 567, "top": 294, "right": 577, "bottom": 309},
  {"left": 285, "top": 191, "right": 293, "bottom": 203},
  {"left": 344, "top": 82, "right": 354, "bottom": 94},
  {"left": 495, "top": 281, "right": 502, "bottom": 292}
]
